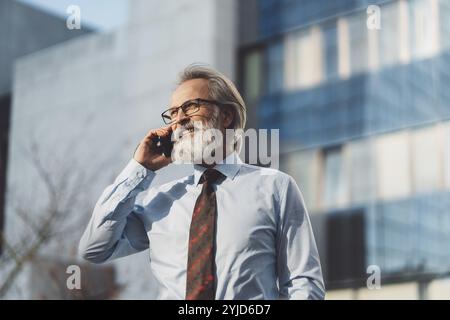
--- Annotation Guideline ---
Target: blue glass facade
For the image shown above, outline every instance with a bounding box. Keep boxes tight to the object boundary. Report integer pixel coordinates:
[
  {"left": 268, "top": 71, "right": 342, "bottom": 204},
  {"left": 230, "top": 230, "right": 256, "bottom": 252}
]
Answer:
[
  {"left": 238, "top": 0, "right": 450, "bottom": 290},
  {"left": 260, "top": 54, "right": 450, "bottom": 148},
  {"left": 368, "top": 191, "right": 450, "bottom": 275},
  {"left": 258, "top": 0, "right": 386, "bottom": 40}
]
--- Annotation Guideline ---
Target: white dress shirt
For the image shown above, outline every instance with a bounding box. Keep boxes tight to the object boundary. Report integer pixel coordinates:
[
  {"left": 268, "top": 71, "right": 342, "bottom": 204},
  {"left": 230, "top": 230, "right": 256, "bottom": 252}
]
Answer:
[{"left": 79, "top": 151, "right": 325, "bottom": 299}]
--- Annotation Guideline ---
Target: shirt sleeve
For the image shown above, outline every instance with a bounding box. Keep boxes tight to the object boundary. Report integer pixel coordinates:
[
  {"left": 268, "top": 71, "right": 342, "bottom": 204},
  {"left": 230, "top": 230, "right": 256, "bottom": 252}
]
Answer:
[
  {"left": 78, "top": 158, "right": 155, "bottom": 264},
  {"left": 276, "top": 175, "right": 326, "bottom": 300}
]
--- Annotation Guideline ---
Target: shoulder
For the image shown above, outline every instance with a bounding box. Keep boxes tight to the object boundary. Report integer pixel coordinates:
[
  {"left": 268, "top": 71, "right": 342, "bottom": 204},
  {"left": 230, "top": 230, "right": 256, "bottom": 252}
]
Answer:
[
  {"left": 154, "top": 173, "right": 194, "bottom": 191},
  {"left": 237, "top": 163, "right": 296, "bottom": 195},
  {"left": 239, "top": 162, "right": 292, "bottom": 180},
  {"left": 236, "top": 164, "right": 306, "bottom": 217}
]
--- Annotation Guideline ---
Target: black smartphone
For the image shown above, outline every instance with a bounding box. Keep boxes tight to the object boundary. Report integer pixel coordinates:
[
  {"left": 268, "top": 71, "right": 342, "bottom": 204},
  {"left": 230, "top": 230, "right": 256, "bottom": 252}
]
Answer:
[{"left": 151, "top": 134, "right": 174, "bottom": 158}]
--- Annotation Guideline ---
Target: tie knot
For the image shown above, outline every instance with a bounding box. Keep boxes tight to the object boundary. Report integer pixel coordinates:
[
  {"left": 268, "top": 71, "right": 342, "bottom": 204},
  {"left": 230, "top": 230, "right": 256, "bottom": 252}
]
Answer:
[{"left": 199, "top": 168, "right": 224, "bottom": 184}]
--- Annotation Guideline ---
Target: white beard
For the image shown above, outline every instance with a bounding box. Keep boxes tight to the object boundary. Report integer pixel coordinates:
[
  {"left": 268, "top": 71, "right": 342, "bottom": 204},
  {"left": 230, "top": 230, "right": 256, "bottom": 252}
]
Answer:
[{"left": 171, "top": 117, "right": 224, "bottom": 165}]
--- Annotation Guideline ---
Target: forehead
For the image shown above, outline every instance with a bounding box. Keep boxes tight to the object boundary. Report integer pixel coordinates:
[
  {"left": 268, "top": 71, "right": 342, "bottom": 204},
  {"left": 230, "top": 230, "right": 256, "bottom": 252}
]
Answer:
[{"left": 170, "top": 79, "right": 209, "bottom": 107}]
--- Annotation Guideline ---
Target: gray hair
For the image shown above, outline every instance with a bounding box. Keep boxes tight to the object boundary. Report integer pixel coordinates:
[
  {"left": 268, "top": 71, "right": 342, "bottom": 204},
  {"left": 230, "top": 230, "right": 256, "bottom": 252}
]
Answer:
[{"left": 178, "top": 64, "right": 247, "bottom": 131}]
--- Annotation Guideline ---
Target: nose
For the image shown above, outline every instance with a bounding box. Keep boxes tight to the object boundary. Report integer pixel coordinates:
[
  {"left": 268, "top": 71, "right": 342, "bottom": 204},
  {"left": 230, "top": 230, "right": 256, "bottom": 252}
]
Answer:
[{"left": 172, "top": 108, "right": 190, "bottom": 130}]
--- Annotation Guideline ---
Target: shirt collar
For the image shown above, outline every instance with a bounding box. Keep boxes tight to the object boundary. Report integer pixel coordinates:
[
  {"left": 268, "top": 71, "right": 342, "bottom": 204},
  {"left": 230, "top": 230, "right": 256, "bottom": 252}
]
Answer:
[{"left": 193, "top": 151, "right": 243, "bottom": 185}]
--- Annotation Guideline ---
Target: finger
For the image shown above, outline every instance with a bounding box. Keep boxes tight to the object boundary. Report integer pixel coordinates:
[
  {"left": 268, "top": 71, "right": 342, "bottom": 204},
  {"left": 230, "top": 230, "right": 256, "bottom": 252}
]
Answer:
[
  {"left": 144, "top": 129, "right": 158, "bottom": 139},
  {"left": 144, "top": 127, "right": 170, "bottom": 141},
  {"left": 153, "top": 127, "right": 172, "bottom": 138}
]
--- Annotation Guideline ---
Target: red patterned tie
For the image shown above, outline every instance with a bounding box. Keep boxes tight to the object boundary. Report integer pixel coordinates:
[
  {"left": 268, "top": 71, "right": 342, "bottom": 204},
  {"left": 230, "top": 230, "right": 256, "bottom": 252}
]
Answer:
[{"left": 186, "top": 168, "right": 224, "bottom": 300}]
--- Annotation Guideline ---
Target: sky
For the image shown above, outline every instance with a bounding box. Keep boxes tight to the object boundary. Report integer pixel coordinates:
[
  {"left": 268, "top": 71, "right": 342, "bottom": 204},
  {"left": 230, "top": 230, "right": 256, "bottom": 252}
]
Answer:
[{"left": 16, "top": 0, "right": 129, "bottom": 31}]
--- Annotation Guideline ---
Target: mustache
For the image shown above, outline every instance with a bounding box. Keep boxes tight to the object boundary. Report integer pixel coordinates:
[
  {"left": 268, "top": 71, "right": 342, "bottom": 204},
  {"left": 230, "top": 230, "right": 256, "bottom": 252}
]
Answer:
[
  {"left": 177, "top": 120, "right": 210, "bottom": 133},
  {"left": 173, "top": 115, "right": 220, "bottom": 141},
  {"left": 181, "top": 122, "right": 195, "bottom": 131},
  {"left": 173, "top": 121, "right": 202, "bottom": 141}
]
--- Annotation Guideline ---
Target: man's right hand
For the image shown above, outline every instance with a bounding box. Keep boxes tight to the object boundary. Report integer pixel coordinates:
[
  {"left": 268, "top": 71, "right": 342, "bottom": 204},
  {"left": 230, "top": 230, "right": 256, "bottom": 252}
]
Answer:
[{"left": 133, "top": 126, "right": 173, "bottom": 171}]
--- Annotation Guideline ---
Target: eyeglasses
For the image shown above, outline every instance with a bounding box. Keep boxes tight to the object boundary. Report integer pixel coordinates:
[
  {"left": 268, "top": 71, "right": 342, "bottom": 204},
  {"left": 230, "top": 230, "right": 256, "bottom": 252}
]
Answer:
[{"left": 161, "top": 98, "right": 227, "bottom": 125}]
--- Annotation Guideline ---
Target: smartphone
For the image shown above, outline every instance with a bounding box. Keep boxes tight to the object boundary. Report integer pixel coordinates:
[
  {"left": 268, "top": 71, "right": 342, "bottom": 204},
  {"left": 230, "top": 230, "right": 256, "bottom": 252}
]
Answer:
[{"left": 151, "top": 134, "right": 174, "bottom": 158}]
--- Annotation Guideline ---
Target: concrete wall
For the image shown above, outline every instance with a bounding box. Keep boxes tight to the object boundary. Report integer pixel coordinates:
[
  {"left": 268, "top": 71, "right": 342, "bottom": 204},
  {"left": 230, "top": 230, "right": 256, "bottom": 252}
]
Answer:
[
  {"left": 5, "top": 0, "right": 236, "bottom": 299},
  {"left": 0, "top": 0, "right": 91, "bottom": 96}
]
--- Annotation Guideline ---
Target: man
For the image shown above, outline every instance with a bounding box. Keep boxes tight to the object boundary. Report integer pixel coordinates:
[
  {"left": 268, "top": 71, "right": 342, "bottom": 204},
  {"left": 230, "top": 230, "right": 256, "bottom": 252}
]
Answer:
[{"left": 79, "top": 65, "right": 325, "bottom": 300}]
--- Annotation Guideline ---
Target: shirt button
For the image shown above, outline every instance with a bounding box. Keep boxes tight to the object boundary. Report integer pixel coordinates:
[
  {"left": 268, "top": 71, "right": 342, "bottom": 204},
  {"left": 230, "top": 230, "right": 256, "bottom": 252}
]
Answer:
[{"left": 136, "top": 171, "right": 144, "bottom": 179}]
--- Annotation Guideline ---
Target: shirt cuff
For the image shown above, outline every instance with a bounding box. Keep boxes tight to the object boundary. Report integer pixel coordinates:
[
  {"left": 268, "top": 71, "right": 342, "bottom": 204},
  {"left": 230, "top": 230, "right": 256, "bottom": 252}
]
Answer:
[{"left": 114, "top": 158, "right": 156, "bottom": 191}]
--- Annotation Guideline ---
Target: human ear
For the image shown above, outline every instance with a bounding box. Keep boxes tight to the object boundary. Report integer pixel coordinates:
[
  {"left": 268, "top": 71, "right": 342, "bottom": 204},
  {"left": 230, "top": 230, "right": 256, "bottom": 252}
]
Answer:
[{"left": 221, "top": 106, "right": 234, "bottom": 129}]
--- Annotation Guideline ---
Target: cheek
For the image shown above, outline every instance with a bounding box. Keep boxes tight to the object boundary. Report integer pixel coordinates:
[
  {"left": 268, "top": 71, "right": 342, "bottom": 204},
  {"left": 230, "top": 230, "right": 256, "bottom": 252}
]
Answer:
[
  {"left": 188, "top": 115, "right": 206, "bottom": 124},
  {"left": 190, "top": 110, "right": 211, "bottom": 121}
]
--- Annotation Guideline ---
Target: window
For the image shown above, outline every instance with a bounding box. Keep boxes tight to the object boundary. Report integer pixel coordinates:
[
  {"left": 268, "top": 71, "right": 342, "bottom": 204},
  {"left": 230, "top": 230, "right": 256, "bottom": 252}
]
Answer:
[
  {"left": 337, "top": 17, "right": 350, "bottom": 79},
  {"left": 0, "top": 94, "right": 11, "bottom": 256},
  {"left": 322, "top": 146, "right": 348, "bottom": 209},
  {"left": 378, "top": 1, "right": 403, "bottom": 67},
  {"left": 243, "top": 50, "right": 263, "bottom": 101},
  {"left": 285, "top": 26, "right": 324, "bottom": 90},
  {"left": 398, "top": 0, "right": 411, "bottom": 64},
  {"left": 373, "top": 194, "right": 450, "bottom": 277},
  {"left": 367, "top": 6, "right": 381, "bottom": 71},
  {"left": 376, "top": 132, "right": 412, "bottom": 200},
  {"left": 322, "top": 21, "right": 339, "bottom": 80},
  {"left": 409, "top": 0, "right": 440, "bottom": 60},
  {"left": 444, "top": 121, "right": 450, "bottom": 189},
  {"left": 411, "top": 125, "right": 443, "bottom": 193},
  {"left": 266, "top": 41, "right": 284, "bottom": 94},
  {"left": 326, "top": 210, "right": 366, "bottom": 286},
  {"left": 347, "top": 12, "right": 369, "bottom": 74},
  {"left": 439, "top": 0, "right": 450, "bottom": 50},
  {"left": 348, "top": 139, "right": 376, "bottom": 205},
  {"left": 283, "top": 149, "right": 319, "bottom": 212}
]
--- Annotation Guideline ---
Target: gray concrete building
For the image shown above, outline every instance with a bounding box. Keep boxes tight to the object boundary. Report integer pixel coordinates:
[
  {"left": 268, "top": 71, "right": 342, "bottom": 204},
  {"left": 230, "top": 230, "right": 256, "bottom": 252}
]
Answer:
[
  {"left": 4, "top": 0, "right": 237, "bottom": 299},
  {"left": 0, "top": 0, "right": 90, "bottom": 259}
]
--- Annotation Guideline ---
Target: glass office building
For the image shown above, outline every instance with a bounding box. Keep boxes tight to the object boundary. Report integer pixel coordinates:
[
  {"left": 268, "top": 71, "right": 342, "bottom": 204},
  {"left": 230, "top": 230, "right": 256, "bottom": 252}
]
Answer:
[{"left": 238, "top": 0, "right": 450, "bottom": 298}]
